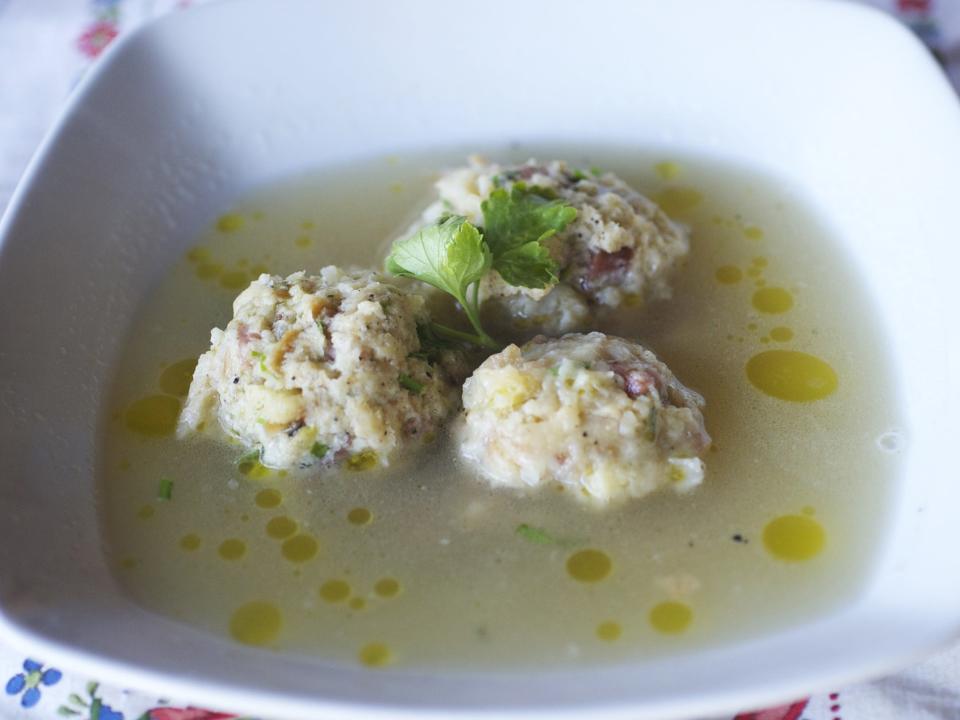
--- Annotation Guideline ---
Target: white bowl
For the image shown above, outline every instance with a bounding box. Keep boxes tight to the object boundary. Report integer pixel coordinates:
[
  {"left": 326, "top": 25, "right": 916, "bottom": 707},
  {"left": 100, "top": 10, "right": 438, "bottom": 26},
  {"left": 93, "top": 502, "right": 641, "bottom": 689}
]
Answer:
[{"left": 2, "top": 0, "right": 960, "bottom": 718}]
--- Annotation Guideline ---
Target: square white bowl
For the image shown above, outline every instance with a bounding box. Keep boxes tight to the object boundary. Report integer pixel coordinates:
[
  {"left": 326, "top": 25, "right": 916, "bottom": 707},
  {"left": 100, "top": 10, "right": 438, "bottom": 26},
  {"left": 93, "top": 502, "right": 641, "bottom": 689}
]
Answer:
[{"left": 1, "top": 0, "right": 960, "bottom": 718}]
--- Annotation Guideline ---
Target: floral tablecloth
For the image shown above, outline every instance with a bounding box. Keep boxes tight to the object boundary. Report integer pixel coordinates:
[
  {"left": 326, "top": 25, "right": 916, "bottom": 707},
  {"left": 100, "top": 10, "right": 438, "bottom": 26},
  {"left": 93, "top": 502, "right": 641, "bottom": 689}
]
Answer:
[{"left": 2, "top": 1, "right": 959, "bottom": 718}]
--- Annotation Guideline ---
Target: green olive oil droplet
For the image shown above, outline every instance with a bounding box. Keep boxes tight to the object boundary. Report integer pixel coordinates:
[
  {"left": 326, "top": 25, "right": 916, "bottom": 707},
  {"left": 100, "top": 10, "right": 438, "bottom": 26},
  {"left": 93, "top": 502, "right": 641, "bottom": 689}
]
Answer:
[
  {"left": 752, "top": 287, "right": 794, "bottom": 314},
  {"left": 319, "top": 579, "right": 351, "bottom": 603},
  {"left": 125, "top": 395, "right": 181, "bottom": 436},
  {"left": 218, "top": 539, "right": 246, "bottom": 560},
  {"left": 744, "top": 225, "right": 765, "bottom": 240},
  {"left": 763, "top": 514, "right": 826, "bottom": 561},
  {"left": 219, "top": 270, "right": 250, "bottom": 290},
  {"left": 216, "top": 213, "right": 245, "bottom": 233},
  {"left": 350, "top": 597, "right": 366, "bottom": 610},
  {"left": 746, "top": 350, "right": 839, "bottom": 402},
  {"left": 596, "top": 621, "right": 622, "bottom": 641},
  {"left": 180, "top": 533, "right": 201, "bottom": 551},
  {"left": 359, "top": 642, "right": 392, "bottom": 668},
  {"left": 348, "top": 507, "right": 372, "bottom": 525},
  {"left": 715, "top": 266, "right": 742, "bottom": 284},
  {"left": 282, "top": 534, "right": 318, "bottom": 563},
  {"left": 347, "top": 450, "right": 379, "bottom": 471},
  {"left": 653, "top": 186, "right": 702, "bottom": 217},
  {"left": 255, "top": 489, "right": 282, "bottom": 509},
  {"left": 654, "top": 161, "right": 681, "bottom": 181},
  {"left": 566, "top": 549, "right": 612, "bottom": 583},
  {"left": 158, "top": 358, "right": 198, "bottom": 397},
  {"left": 769, "top": 326, "right": 794, "bottom": 342},
  {"left": 195, "top": 262, "right": 223, "bottom": 280},
  {"left": 266, "top": 516, "right": 297, "bottom": 539},
  {"left": 229, "top": 601, "right": 281, "bottom": 646},
  {"left": 649, "top": 601, "right": 693, "bottom": 635},
  {"left": 374, "top": 578, "right": 401, "bottom": 598}
]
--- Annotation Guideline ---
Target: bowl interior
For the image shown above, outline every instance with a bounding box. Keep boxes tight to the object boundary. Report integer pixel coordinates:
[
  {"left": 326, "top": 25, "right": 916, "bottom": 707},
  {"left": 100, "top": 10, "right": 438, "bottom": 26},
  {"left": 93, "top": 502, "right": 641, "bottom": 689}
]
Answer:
[{"left": 1, "top": 0, "right": 960, "bottom": 718}]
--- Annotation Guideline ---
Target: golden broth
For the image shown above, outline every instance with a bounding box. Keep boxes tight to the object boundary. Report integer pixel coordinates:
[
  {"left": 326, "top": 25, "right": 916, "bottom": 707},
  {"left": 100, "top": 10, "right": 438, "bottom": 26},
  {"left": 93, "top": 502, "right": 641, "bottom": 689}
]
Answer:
[{"left": 99, "top": 147, "right": 901, "bottom": 669}]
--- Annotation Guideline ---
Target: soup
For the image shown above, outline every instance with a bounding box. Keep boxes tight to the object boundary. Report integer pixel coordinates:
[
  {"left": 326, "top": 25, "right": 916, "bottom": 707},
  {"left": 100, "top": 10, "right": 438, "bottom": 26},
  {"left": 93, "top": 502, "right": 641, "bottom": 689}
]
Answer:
[{"left": 100, "top": 147, "right": 901, "bottom": 669}]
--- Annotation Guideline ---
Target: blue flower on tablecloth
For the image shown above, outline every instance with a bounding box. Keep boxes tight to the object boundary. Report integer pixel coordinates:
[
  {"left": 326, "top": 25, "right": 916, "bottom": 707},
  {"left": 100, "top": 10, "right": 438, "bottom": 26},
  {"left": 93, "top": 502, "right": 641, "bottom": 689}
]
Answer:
[{"left": 4, "top": 659, "right": 62, "bottom": 708}]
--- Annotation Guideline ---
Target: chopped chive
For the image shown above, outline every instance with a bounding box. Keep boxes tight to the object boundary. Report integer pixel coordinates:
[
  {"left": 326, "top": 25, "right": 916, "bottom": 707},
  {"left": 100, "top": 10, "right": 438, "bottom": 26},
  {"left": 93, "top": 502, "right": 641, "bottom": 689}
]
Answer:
[
  {"left": 571, "top": 169, "right": 587, "bottom": 181},
  {"left": 157, "top": 477, "right": 173, "bottom": 501},
  {"left": 548, "top": 365, "right": 560, "bottom": 376},
  {"left": 250, "top": 350, "right": 272, "bottom": 375},
  {"left": 516, "top": 523, "right": 554, "bottom": 545},
  {"left": 589, "top": 166, "right": 603, "bottom": 176},
  {"left": 399, "top": 374, "right": 424, "bottom": 394},
  {"left": 311, "top": 442, "right": 329, "bottom": 459}
]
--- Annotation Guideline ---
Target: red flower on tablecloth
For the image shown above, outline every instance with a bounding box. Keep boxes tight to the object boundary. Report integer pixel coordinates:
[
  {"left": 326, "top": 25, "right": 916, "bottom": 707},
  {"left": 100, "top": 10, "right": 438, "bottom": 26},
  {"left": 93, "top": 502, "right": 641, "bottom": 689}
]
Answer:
[
  {"left": 76, "top": 20, "right": 119, "bottom": 58},
  {"left": 147, "top": 708, "right": 238, "bottom": 720},
  {"left": 733, "top": 698, "right": 809, "bottom": 720}
]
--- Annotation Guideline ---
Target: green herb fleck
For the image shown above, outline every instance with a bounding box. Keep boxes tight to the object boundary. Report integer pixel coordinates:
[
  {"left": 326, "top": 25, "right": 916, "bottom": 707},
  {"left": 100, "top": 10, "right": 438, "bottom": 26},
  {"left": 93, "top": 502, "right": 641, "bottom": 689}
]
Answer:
[
  {"left": 157, "top": 477, "right": 173, "bottom": 501},
  {"left": 548, "top": 365, "right": 560, "bottom": 376},
  {"left": 250, "top": 350, "right": 272, "bottom": 375},
  {"left": 516, "top": 523, "right": 555, "bottom": 544},
  {"left": 480, "top": 184, "right": 576, "bottom": 289},
  {"left": 399, "top": 374, "right": 424, "bottom": 394},
  {"left": 590, "top": 166, "right": 603, "bottom": 177},
  {"left": 571, "top": 168, "right": 587, "bottom": 181},
  {"left": 310, "top": 441, "right": 329, "bottom": 459}
]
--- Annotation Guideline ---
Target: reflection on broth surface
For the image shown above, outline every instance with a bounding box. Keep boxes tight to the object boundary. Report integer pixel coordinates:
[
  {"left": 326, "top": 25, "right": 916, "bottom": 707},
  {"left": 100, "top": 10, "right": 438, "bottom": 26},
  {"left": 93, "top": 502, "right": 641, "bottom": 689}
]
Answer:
[{"left": 100, "top": 147, "right": 901, "bottom": 669}]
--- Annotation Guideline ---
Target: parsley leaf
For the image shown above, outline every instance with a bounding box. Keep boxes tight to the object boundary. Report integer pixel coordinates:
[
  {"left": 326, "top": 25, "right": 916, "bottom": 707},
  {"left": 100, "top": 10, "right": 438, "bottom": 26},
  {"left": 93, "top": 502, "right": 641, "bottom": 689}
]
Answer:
[
  {"left": 481, "top": 184, "right": 576, "bottom": 288},
  {"left": 516, "top": 523, "right": 555, "bottom": 544},
  {"left": 387, "top": 216, "right": 498, "bottom": 348}
]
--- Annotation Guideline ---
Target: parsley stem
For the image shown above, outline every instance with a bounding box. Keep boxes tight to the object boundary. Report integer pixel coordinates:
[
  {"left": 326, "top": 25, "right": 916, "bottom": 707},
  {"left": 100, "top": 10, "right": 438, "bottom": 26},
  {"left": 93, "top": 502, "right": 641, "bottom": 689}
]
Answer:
[{"left": 431, "top": 322, "right": 499, "bottom": 349}]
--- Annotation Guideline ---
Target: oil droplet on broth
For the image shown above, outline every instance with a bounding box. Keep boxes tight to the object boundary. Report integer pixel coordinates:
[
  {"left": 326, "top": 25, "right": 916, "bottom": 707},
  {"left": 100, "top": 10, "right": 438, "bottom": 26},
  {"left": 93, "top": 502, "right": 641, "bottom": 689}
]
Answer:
[
  {"left": 350, "top": 597, "right": 366, "bottom": 611},
  {"left": 358, "top": 642, "right": 392, "bottom": 668},
  {"left": 654, "top": 161, "right": 681, "bottom": 182},
  {"left": 125, "top": 395, "right": 180, "bottom": 436},
  {"left": 763, "top": 514, "right": 826, "bottom": 561},
  {"left": 219, "top": 538, "right": 246, "bottom": 560},
  {"left": 195, "top": 263, "right": 222, "bottom": 280},
  {"left": 752, "top": 287, "right": 794, "bottom": 314},
  {"left": 596, "top": 621, "right": 622, "bottom": 641},
  {"left": 180, "top": 533, "right": 201, "bottom": 551},
  {"left": 649, "top": 601, "right": 693, "bottom": 635},
  {"left": 282, "top": 534, "right": 319, "bottom": 562},
  {"left": 255, "top": 488, "right": 282, "bottom": 509},
  {"left": 158, "top": 358, "right": 198, "bottom": 397},
  {"left": 566, "top": 549, "right": 612, "bottom": 583},
  {"left": 374, "top": 578, "right": 401, "bottom": 598},
  {"left": 319, "top": 579, "right": 351, "bottom": 603},
  {"left": 216, "top": 213, "right": 245, "bottom": 233},
  {"left": 744, "top": 225, "right": 765, "bottom": 240},
  {"left": 715, "top": 266, "right": 742, "bottom": 285},
  {"left": 229, "top": 601, "right": 281, "bottom": 647},
  {"left": 347, "top": 507, "right": 372, "bottom": 525},
  {"left": 769, "top": 326, "right": 794, "bottom": 342},
  {"left": 186, "top": 246, "right": 210, "bottom": 263},
  {"left": 266, "top": 516, "right": 297, "bottom": 539},
  {"left": 294, "top": 235, "right": 312, "bottom": 248},
  {"left": 137, "top": 504, "right": 155, "bottom": 520},
  {"left": 347, "top": 450, "right": 379, "bottom": 471},
  {"left": 746, "top": 350, "right": 839, "bottom": 402},
  {"left": 653, "top": 186, "right": 702, "bottom": 217},
  {"left": 219, "top": 270, "right": 250, "bottom": 291}
]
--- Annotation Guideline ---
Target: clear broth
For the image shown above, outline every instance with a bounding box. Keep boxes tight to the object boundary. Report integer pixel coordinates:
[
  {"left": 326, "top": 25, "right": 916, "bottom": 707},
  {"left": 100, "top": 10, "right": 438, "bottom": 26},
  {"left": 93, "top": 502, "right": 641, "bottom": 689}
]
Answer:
[{"left": 100, "top": 147, "right": 901, "bottom": 669}]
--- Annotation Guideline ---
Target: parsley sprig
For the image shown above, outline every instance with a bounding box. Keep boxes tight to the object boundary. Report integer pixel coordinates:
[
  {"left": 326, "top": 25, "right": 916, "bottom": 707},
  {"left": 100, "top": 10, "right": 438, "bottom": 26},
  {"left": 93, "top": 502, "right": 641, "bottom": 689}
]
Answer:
[{"left": 387, "top": 185, "right": 576, "bottom": 349}]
